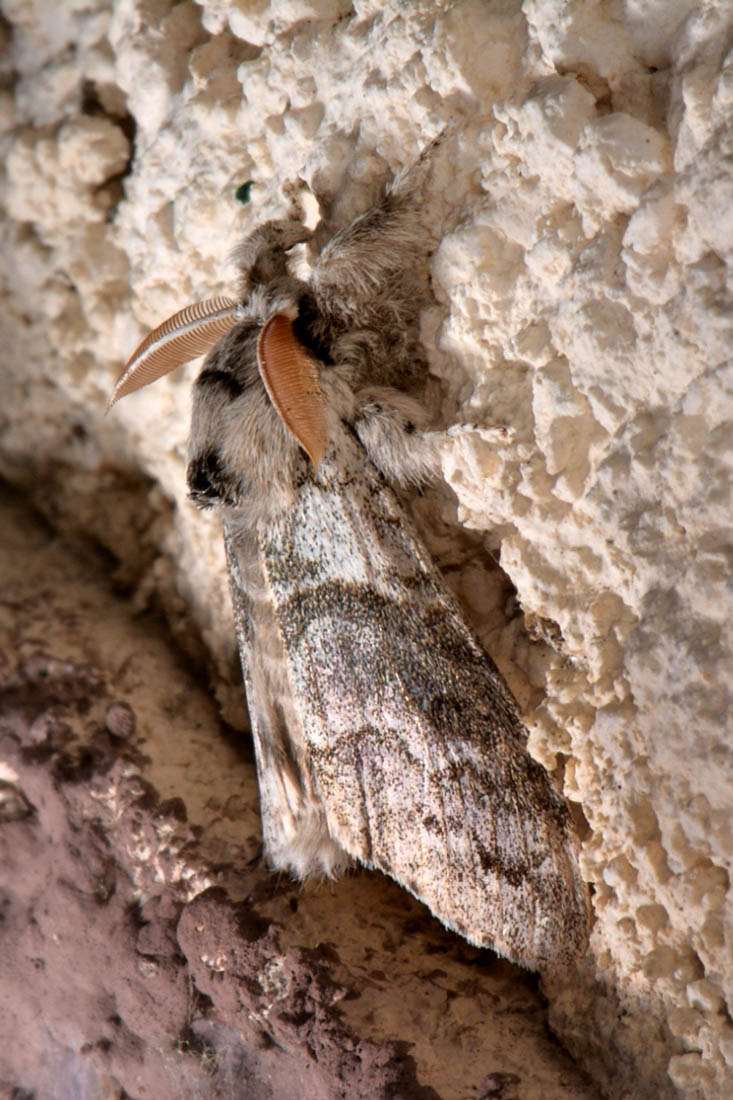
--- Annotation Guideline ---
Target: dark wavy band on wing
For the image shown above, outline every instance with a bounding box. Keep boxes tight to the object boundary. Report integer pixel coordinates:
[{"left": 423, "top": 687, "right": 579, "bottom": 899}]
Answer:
[{"left": 260, "top": 437, "right": 589, "bottom": 968}]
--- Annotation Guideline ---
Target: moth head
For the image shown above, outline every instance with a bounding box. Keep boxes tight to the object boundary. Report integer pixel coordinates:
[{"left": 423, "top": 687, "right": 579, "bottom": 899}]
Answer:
[{"left": 109, "top": 301, "right": 329, "bottom": 472}]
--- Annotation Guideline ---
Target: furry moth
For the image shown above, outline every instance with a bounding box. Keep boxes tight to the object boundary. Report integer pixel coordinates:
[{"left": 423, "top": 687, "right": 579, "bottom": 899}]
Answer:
[{"left": 111, "top": 143, "right": 589, "bottom": 969}]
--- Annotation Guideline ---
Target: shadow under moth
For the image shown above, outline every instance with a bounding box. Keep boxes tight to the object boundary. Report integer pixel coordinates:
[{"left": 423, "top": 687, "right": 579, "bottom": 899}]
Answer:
[{"left": 111, "top": 141, "right": 589, "bottom": 969}]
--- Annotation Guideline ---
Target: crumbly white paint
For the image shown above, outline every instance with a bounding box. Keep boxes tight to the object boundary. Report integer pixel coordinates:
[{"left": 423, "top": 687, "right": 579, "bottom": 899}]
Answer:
[{"left": 0, "top": 2, "right": 731, "bottom": 1097}]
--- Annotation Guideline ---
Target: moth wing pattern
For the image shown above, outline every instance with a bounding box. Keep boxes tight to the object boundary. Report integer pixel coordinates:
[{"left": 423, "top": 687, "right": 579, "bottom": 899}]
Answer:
[
  {"left": 251, "top": 427, "right": 589, "bottom": 968},
  {"left": 224, "top": 523, "right": 350, "bottom": 878}
]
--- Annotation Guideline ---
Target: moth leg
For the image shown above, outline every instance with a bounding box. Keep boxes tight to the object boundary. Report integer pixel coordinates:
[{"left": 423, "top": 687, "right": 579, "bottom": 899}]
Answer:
[
  {"left": 234, "top": 219, "right": 313, "bottom": 295},
  {"left": 353, "top": 389, "right": 514, "bottom": 486},
  {"left": 352, "top": 386, "right": 441, "bottom": 486},
  {"left": 311, "top": 133, "right": 447, "bottom": 317}
]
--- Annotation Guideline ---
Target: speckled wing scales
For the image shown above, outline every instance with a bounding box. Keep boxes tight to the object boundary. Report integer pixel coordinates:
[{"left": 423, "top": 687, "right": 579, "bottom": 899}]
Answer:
[
  {"left": 223, "top": 523, "right": 351, "bottom": 878},
  {"left": 258, "top": 429, "right": 590, "bottom": 969}
]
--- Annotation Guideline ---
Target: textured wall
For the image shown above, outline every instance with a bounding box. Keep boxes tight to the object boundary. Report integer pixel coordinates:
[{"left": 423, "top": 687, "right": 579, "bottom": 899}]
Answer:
[{"left": 0, "top": 1, "right": 731, "bottom": 1098}]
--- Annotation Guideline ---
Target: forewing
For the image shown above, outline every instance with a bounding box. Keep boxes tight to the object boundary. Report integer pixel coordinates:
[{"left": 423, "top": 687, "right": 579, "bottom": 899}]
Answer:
[
  {"left": 223, "top": 525, "right": 349, "bottom": 878},
  {"left": 259, "top": 432, "right": 589, "bottom": 968}
]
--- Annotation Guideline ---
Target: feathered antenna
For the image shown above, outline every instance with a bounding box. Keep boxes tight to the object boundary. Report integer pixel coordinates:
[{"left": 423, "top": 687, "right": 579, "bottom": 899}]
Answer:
[
  {"left": 257, "top": 313, "right": 329, "bottom": 469},
  {"left": 108, "top": 297, "right": 241, "bottom": 408}
]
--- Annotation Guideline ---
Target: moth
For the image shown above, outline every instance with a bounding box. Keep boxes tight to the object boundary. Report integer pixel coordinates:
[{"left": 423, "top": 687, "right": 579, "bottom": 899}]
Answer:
[{"left": 110, "top": 143, "right": 589, "bottom": 969}]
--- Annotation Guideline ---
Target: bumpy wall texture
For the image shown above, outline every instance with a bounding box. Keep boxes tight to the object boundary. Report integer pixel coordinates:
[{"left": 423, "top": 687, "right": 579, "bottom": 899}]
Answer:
[{"left": 0, "top": 2, "right": 731, "bottom": 1099}]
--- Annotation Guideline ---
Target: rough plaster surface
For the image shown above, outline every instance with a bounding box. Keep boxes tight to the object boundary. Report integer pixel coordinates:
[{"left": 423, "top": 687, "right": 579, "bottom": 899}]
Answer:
[{"left": 0, "top": 2, "right": 730, "bottom": 1099}]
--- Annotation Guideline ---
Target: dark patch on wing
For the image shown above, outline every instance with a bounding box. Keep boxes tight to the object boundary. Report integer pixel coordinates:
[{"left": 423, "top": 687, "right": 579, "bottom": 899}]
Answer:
[
  {"left": 475, "top": 844, "right": 526, "bottom": 889},
  {"left": 267, "top": 566, "right": 571, "bottom": 833}
]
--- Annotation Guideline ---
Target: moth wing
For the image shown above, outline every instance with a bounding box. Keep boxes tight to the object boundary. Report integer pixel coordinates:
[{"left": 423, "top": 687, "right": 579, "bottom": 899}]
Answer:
[
  {"left": 259, "top": 433, "right": 589, "bottom": 968},
  {"left": 223, "top": 527, "right": 350, "bottom": 877}
]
